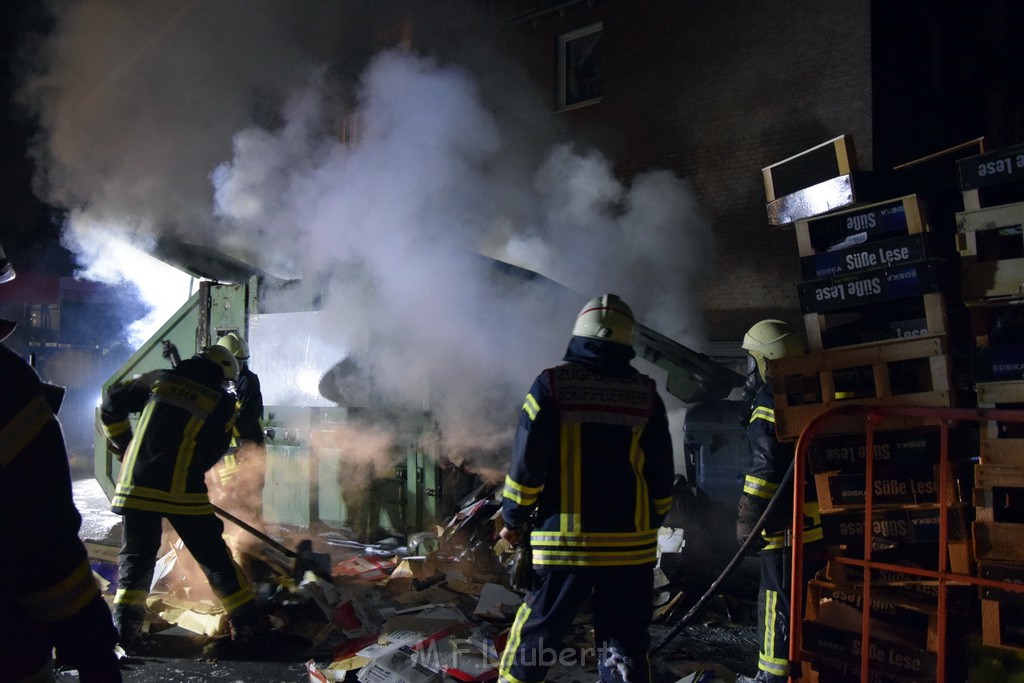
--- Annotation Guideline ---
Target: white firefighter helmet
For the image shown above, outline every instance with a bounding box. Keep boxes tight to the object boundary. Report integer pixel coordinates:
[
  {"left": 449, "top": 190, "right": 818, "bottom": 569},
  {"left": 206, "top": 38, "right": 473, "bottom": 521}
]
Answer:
[
  {"left": 199, "top": 344, "right": 240, "bottom": 381},
  {"left": 742, "top": 319, "right": 804, "bottom": 381},
  {"left": 216, "top": 332, "right": 250, "bottom": 361},
  {"left": 571, "top": 293, "right": 636, "bottom": 346}
]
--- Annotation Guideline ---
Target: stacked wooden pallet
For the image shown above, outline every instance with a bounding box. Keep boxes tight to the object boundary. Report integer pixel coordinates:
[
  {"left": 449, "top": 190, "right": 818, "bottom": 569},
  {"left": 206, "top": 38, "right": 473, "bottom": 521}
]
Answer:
[
  {"left": 956, "top": 143, "right": 1024, "bottom": 660},
  {"left": 759, "top": 135, "right": 977, "bottom": 681}
]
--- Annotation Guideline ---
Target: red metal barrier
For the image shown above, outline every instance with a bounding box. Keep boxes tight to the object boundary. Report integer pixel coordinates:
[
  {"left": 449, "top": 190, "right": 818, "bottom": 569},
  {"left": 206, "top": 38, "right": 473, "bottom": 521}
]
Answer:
[{"left": 788, "top": 404, "right": 1024, "bottom": 682}]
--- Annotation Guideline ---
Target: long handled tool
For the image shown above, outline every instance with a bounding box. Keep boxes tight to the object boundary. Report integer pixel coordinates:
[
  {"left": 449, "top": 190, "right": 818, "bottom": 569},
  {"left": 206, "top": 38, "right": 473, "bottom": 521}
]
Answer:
[{"left": 212, "top": 503, "right": 331, "bottom": 580}]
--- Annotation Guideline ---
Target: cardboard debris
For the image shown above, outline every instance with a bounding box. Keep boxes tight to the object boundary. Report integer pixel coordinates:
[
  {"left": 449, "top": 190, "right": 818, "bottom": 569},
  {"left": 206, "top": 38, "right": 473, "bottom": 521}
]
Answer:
[
  {"left": 147, "top": 595, "right": 227, "bottom": 636},
  {"left": 472, "top": 583, "right": 522, "bottom": 621},
  {"left": 333, "top": 555, "right": 398, "bottom": 582}
]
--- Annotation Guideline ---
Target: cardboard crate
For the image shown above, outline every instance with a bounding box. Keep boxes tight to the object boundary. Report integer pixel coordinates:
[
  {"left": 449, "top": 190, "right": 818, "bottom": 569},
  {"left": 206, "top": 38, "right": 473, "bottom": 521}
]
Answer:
[
  {"left": 806, "top": 579, "right": 944, "bottom": 651},
  {"left": 824, "top": 559, "right": 975, "bottom": 613},
  {"left": 958, "top": 142, "right": 1024, "bottom": 211},
  {"left": 806, "top": 294, "right": 948, "bottom": 352},
  {"left": 819, "top": 504, "right": 974, "bottom": 575},
  {"left": 770, "top": 335, "right": 954, "bottom": 441},
  {"left": 797, "top": 259, "right": 947, "bottom": 316},
  {"left": 795, "top": 194, "right": 930, "bottom": 258},
  {"left": 814, "top": 459, "right": 968, "bottom": 512},
  {"left": 763, "top": 134, "right": 857, "bottom": 204},
  {"left": 806, "top": 426, "right": 946, "bottom": 475},
  {"left": 955, "top": 200, "right": 1024, "bottom": 300},
  {"left": 802, "top": 620, "right": 965, "bottom": 681}
]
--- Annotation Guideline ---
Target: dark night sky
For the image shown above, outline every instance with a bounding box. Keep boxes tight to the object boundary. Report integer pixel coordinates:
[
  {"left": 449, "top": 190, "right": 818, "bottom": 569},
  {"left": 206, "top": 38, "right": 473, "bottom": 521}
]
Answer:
[{"left": 0, "top": 0, "right": 72, "bottom": 273}]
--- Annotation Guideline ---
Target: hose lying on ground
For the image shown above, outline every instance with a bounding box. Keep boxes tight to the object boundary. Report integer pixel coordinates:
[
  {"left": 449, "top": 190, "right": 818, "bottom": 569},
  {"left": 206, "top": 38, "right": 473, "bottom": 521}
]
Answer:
[{"left": 649, "top": 456, "right": 795, "bottom": 655}]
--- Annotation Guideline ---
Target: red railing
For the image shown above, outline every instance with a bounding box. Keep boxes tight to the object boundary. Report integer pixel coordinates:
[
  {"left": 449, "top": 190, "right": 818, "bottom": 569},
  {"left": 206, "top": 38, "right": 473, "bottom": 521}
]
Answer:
[{"left": 788, "top": 404, "right": 1024, "bottom": 682}]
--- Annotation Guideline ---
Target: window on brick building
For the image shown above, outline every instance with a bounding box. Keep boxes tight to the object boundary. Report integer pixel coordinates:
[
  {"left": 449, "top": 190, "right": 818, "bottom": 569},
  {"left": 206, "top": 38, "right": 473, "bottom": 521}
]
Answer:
[{"left": 557, "top": 22, "right": 602, "bottom": 110}]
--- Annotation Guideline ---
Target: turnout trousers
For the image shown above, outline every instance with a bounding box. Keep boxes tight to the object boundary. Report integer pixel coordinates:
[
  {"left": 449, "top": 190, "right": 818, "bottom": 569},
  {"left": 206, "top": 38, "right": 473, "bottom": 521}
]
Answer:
[
  {"left": 755, "top": 544, "right": 825, "bottom": 679},
  {"left": 113, "top": 509, "right": 255, "bottom": 630},
  {"left": 499, "top": 564, "right": 654, "bottom": 683}
]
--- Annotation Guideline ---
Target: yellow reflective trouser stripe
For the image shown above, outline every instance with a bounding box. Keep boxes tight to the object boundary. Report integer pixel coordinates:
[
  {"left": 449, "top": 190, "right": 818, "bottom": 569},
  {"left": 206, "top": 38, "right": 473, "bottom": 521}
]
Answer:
[
  {"left": 0, "top": 395, "right": 52, "bottom": 468},
  {"left": 743, "top": 475, "right": 777, "bottom": 499},
  {"left": 760, "top": 587, "right": 789, "bottom": 676},
  {"left": 628, "top": 428, "right": 648, "bottom": 531},
  {"left": 20, "top": 558, "right": 100, "bottom": 622},
  {"left": 522, "top": 393, "right": 540, "bottom": 421},
  {"left": 103, "top": 419, "right": 130, "bottom": 438},
  {"left": 532, "top": 548, "right": 657, "bottom": 566},
  {"left": 560, "top": 422, "right": 581, "bottom": 533},
  {"left": 503, "top": 475, "right": 543, "bottom": 506},
  {"left": 529, "top": 530, "right": 659, "bottom": 546},
  {"left": 114, "top": 588, "right": 150, "bottom": 606},
  {"left": 750, "top": 406, "right": 775, "bottom": 424},
  {"left": 499, "top": 603, "right": 532, "bottom": 679}
]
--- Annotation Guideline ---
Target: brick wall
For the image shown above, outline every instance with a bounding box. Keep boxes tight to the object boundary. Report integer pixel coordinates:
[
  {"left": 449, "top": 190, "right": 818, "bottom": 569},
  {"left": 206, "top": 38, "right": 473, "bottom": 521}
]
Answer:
[{"left": 506, "top": 0, "right": 873, "bottom": 342}]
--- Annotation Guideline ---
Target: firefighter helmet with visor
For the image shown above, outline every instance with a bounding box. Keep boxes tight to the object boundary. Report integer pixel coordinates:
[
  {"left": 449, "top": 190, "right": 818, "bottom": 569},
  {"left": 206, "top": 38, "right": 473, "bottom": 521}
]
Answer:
[
  {"left": 571, "top": 293, "right": 636, "bottom": 347},
  {"left": 199, "top": 344, "right": 239, "bottom": 382},
  {"left": 742, "top": 319, "right": 804, "bottom": 382}
]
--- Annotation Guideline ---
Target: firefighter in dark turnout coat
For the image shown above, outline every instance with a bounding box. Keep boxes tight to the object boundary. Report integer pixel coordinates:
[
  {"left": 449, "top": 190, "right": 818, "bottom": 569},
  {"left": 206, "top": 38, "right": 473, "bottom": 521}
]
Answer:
[
  {"left": 498, "top": 294, "right": 675, "bottom": 683},
  {"left": 100, "top": 345, "right": 261, "bottom": 647},
  {"left": 735, "top": 320, "right": 824, "bottom": 683},
  {"left": 0, "top": 245, "right": 122, "bottom": 682}
]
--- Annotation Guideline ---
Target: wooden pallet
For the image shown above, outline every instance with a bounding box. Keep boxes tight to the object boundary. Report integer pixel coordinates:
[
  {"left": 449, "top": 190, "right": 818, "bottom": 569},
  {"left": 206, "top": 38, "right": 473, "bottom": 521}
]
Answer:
[
  {"left": 770, "top": 335, "right": 954, "bottom": 441},
  {"left": 974, "top": 521, "right": 1024, "bottom": 563},
  {"left": 977, "top": 380, "right": 1024, "bottom": 406},
  {"left": 763, "top": 134, "right": 857, "bottom": 204},
  {"left": 956, "top": 200, "right": 1024, "bottom": 300},
  {"left": 795, "top": 194, "right": 929, "bottom": 258},
  {"left": 982, "top": 599, "right": 1024, "bottom": 653},
  {"left": 958, "top": 142, "right": 1024, "bottom": 211},
  {"left": 973, "top": 464, "right": 1024, "bottom": 524}
]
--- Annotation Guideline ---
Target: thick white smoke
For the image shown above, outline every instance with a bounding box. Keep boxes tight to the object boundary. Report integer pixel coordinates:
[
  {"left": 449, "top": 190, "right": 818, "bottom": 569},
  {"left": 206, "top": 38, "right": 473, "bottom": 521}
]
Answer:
[{"left": 18, "top": 1, "right": 717, "bottom": 470}]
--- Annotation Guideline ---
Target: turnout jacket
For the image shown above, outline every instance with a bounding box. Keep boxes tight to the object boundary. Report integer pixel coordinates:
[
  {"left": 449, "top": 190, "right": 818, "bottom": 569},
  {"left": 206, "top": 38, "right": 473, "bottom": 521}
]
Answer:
[
  {"left": 0, "top": 344, "right": 120, "bottom": 680},
  {"left": 738, "top": 383, "right": 822, "bottom": 550},
  {"left": 502, "top": 336, "right": 675, "bottom": 568},
  {"left": 233, "top": 365, "right": 265, "bottom": 446},
  {"left": 101, "top": 357, "right": 238, "bottom": 516}
]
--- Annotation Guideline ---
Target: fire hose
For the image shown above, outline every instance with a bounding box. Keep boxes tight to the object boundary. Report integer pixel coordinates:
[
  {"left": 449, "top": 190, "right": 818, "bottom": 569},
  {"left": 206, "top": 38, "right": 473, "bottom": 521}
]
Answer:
[{"left": 650, "top": 455, "right": 795, "bottom": 655}]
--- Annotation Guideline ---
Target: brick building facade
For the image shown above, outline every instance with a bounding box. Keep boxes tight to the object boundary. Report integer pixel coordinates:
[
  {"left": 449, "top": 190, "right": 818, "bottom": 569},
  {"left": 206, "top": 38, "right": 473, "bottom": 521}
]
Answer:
[{"left": 494, "top": 0, "right": 1024, "bottom": 343}]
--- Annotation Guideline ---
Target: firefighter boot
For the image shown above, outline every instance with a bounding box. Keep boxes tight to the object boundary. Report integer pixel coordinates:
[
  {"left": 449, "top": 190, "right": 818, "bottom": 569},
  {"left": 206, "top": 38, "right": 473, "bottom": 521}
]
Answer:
[{"left": 113, "top": 604, "right": 146, "bottom": 649}]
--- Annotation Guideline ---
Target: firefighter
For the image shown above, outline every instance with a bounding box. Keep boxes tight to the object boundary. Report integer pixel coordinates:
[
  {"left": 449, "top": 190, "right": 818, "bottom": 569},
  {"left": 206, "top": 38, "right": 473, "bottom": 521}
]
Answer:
[
  {"left": 100, "top": 345, "right": 263, "bottom": 650},
  {"left": 734, "top": 320, "right": 824, "bottom": 683},
  {"left": 216, "top": 332, "right": 264, "bottom": 447},
  {"left": 498, "top": 294, "right": 675, "bottom": 683},
  {"left": 0, "top": 245, "right": 122, "bottom": 681}
]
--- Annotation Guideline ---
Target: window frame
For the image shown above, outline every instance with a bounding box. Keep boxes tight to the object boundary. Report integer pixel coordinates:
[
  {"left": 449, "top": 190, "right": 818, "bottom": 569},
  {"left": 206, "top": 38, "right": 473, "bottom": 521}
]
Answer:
[{"left": 557, "top": 21, "right": 603, "bottom": 111}]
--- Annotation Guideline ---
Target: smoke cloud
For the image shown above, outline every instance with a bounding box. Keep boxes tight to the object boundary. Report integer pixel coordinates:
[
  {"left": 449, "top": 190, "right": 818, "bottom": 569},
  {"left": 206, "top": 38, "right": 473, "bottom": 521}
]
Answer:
[{"left": 17, "top": 1, "right": 717, "bottom": 473}]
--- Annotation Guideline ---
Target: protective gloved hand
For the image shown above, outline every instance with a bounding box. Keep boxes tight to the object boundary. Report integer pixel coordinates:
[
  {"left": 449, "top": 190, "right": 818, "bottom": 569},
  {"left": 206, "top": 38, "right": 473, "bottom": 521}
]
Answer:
[{"left": 736, "top": 519, "right": 757, "bottom": 548}]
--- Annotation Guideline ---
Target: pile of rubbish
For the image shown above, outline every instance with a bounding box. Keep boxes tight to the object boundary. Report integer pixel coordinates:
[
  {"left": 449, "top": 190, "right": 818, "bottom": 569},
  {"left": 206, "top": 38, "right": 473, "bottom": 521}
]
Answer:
[{"left": 85, "top": 486, "right": 691, "bottom": 682}]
